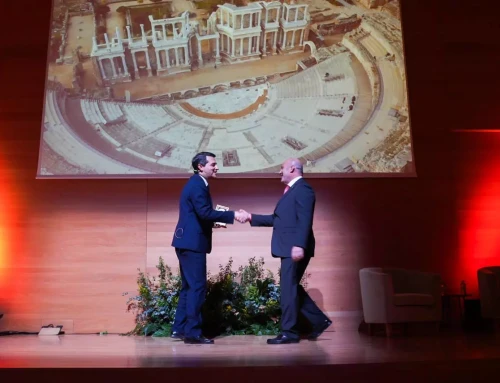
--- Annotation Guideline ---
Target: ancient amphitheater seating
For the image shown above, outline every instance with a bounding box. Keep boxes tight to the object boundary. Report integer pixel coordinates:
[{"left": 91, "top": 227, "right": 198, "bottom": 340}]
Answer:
[
  {"left": 45, "top": 91, "right": 65, "bottom": 128},
  {"left": 158, "top": 146, "right": 196, "bottom": 168},
  {"left": 101, "top": 122, "right": 144, "bottom": 145},
  {"left": 40, "top": 142, "right": 92, "bottom": 175},
  {"left": 60, "top": 50, "right": 358, "bottom": 172},
  {"left": 271, "top": 99, "right": 319, "bottom": 122},
  {"left": 80, "top": 99, "right": 107, "bottom": 125},
  {"left": 128, "top": 136, "right": 173, "bottom": 161},
  {"left": 43, "top": 92, "right": 145, "bottom": 175},
  {"left": 204, "top": 128, "right": 253, "bottom": 149},
  {"left": 156, "top": 122, "right": 204, "bottom": 147},
  {"left": 100, "top": 102, "right": 124, "bottom": 122},
  {"left": 121, "top": 103, "right": 175, "bottom": 133},
  {"left": 44, "top": 120, "right": 124, "bottom": 174}
]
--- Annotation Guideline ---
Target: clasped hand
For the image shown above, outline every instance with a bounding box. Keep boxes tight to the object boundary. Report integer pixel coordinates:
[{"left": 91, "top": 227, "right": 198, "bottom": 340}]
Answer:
[{"left": 234, "top": 209, "right": 251, "bottom": 223}]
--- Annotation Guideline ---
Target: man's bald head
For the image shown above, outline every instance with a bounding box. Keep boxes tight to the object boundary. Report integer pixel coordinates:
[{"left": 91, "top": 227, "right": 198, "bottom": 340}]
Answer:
[
  {"left": 287, "top": 158, "right": 303, "bottom": 175},
  {"left": 280, "top": 158, "right": 303, "bottom": 184}
]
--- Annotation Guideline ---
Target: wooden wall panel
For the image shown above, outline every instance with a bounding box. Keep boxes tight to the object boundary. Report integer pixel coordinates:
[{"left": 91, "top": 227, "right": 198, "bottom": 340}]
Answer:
[{"left": 0, "top": 181, "right": 148, "bottom": 333}]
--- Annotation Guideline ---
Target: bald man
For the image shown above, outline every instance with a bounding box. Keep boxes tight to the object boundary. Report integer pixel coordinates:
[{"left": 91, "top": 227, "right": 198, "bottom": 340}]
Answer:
[{"left": 240, "top": 158, "right": 331, "bottom": 344}]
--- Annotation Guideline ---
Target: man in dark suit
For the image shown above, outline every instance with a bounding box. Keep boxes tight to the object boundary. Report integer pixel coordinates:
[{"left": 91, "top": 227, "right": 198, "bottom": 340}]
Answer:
[
  {"left": 171, "top": 151, "right": 246, "bottom": 344},
  {"left": 240, "top": 158, "right": 331, "bottom": 344}
]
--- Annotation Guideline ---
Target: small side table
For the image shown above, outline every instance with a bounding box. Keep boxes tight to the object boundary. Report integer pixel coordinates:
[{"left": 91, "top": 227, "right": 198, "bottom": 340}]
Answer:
[{"left": 441, "top": 293, "right": 472, "bottom": 328}]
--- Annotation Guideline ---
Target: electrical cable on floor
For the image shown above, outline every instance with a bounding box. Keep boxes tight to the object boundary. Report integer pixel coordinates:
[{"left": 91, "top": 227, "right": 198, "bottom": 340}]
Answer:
[{"left": 0, "top": 331, "right": 39, "bottom": 336}]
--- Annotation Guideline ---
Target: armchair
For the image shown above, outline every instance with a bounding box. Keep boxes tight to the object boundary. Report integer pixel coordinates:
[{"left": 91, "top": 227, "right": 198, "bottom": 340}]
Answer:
[
  {"left": 477, "top": 266, "right": 500, "bottom": 330},
  {"left": 359, "top": 267, "right": 442, "bottom": 336}
]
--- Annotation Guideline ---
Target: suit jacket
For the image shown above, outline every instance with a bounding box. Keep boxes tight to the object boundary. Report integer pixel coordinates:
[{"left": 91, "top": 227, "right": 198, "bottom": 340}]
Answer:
[
  {"left": 171, "top": 174, "right": 235, "bottom": 254},
  {"left": 251, "top": 178, "right": 316, "bottom": 258}
]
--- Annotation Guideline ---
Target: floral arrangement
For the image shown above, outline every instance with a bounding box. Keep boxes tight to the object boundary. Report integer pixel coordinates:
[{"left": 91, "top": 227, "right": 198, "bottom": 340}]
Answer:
[{"left": 124, "top": 256, "right": 293, "bottom": 337}]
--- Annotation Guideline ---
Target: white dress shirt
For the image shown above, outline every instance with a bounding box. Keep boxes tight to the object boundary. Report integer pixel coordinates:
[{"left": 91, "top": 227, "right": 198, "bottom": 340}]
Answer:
[
  {"left": 199, "top": 174, "right": 208, "bottom": 187},
  {"left": 287, "top": 176, "right": 303, "bottom": 188}
]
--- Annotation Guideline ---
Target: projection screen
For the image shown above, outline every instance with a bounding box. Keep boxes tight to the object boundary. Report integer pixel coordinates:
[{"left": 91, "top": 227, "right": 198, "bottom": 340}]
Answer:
[{"left": 38, "top": 0, "right": 414, "bottom": 178}]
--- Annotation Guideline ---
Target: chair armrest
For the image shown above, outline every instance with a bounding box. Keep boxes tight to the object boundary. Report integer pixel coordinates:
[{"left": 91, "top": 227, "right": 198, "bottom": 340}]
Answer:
[{"left": 359, "top": 269, "right": 393, "bottom": 323}]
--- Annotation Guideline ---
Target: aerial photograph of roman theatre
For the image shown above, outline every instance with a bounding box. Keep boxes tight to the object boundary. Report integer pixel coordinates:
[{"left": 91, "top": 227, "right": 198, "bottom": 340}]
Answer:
[{"left": 40, "top": 0, "right": 413, "bottom": 177}]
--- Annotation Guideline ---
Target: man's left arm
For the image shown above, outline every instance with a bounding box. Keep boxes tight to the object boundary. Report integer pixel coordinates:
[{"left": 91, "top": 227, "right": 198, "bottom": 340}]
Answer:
[{"left": 294, "top": 185, "right": 315, "bottom": 249}]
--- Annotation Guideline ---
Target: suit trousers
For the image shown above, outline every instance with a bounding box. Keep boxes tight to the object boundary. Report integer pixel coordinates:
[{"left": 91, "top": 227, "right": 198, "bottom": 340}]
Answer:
[
  {"left": 172, "top": 248, "right": 207, "bottom": 338},
  {"left": 280, "top": 256, "right": 329, "bottom": 339}
]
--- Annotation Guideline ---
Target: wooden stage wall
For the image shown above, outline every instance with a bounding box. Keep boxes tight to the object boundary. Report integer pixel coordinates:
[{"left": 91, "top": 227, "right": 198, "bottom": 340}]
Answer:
[{"left": 1, "top": 0, "right": 500, "bottom": 334}]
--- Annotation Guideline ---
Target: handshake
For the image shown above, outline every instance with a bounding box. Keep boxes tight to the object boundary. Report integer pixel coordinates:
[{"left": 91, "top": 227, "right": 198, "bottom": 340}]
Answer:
[{"left": 234, "top": 209, "right": 251, "bottom": 223}]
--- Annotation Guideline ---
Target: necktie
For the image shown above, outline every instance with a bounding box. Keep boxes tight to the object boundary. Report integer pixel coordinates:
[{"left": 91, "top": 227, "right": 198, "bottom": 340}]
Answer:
[{"left": 284, "top": 185, "right": 290, "bottom": 194}]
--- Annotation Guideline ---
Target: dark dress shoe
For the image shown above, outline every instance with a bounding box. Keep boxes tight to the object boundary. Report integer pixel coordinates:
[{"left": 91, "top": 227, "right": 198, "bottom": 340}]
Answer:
[
  {"left": 184, "top": 336, "right": 214, "bottom": 344},
  {"left": 267, "top": 334, "right": 300, "bottom": 344},
  {"left": 308, "top": 319, "right": 332, "bottom": 340},
  {"left": 170, "top": 331, "right": 184, "bottom": 340}
]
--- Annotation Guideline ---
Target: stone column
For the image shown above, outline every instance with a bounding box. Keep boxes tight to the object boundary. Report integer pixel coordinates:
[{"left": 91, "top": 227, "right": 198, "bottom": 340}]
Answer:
[
  {"left": 265, "top": 10, "right": 268, "bottom": 24},
  {"left": 283, "top": 31, "right": 287, "bottom": 49},
  {"left": 240, "top": 38, "right": 244, "bottom": 56},
  {"left": 295, "top": 7, "right": 299, "bottom": 22},
  {"left": 175, "top": 48, "right": 179, "bottom": 66},
  {"left": 126, "top": 9, "right": 132, "bottom": 28},
  {"left": 256, "top": 35, "right": 260, "bottom": 54},
  {"left": 126, "top": 25, "right": 132, "bottom": 43},
  {"left": 184, "top": 46, "right": 189, "bottom": 66},
  {"left": 215, "top": 36, "right": 220, "bottom": 63},
  {"left": 248, "top": 37, "right": 252, "bottom": 55},
  {"left": 110, "top": 57, "right": 117, "bottom": 78},
  {"left": 156, "top": 49, "right": 161, "bottom": 70},
  {"left": 300, "top": 29, "right": 305, "bottom": 46},
  {"left": 232, "top": 38, "right": 235, "bottom": 57},
  {"left": 121, "top": 55, "right": 128, "bottom": 75},
  {"left": 104, "top": 33, "right": 111, "bottom": 49},
  {"left": 98, "top": 59, "right": 107, "bottom": 79},
  {"left": 115, "top": 26, "right": 122, "bottom": 43},
  {"left": 140, "top": 24, "right": 147, "bottom": 43},
  {"left": 198, "top": 40, "right": 203, "bottom": 65},
  {"left": 273, "top": 30, "right": 277, "bottom": 53},
  {"left": 262, "top": 32, "right": 267, "bottom": 56},
  {"left": 152, "top": 26, "right": 157, "bottom": 43},
  {"left": 166, "top": 49, "right": 170, "bottom": 68},
  {"left": 131, "top": 52, "right": 138, "bottom": 73},
  {"left": 291, "top": 30, "right": 296, "bottom": 48},
  {"left": 162, "top": 24, "right": 166, "bottom": 40},
  {"left": 258, "top": 11, "right": 261, "bottom": 27},
  {"left": 249, "top": 13, "right": 252, "bottom": 28},
  {"left": 145, "top": 50, "right": 152, "bottom": 76}
]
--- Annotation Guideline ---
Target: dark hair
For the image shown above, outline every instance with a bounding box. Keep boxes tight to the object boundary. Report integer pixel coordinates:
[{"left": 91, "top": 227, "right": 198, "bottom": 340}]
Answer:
[{"left": 192, "top": 152, "right": 216, "bottom": 173}]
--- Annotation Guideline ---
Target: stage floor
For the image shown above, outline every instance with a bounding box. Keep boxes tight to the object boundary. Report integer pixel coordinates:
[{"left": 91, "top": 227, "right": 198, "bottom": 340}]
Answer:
[{"left": 1, "top": 330, "right": 500, "bottom": 368}]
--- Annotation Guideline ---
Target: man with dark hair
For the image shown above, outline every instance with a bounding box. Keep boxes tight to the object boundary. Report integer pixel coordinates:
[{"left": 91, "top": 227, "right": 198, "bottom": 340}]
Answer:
[
  {"left": 239, "top": 158, "right": 331, "bottom": 344},
  {"left": 171, "top": 151, "right": 246, "bottom": 344}
]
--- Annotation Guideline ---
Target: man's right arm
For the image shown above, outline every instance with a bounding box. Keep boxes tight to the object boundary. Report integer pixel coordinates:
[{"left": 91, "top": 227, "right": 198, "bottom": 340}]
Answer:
[
  {"left": 249, "top": 213, "right": 274, "bottom": 227},
  {"left": 191, "top": 185, "right": 235, "bottom": 224}
]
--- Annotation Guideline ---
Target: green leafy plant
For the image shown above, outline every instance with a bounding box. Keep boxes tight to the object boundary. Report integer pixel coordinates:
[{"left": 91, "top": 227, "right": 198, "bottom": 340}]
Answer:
[
  {"left": 123, "top": 257, "right": 181, "bottom": 337},
  {"left": 124, "top": 256, "right": 286, "bottom": 337}
]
